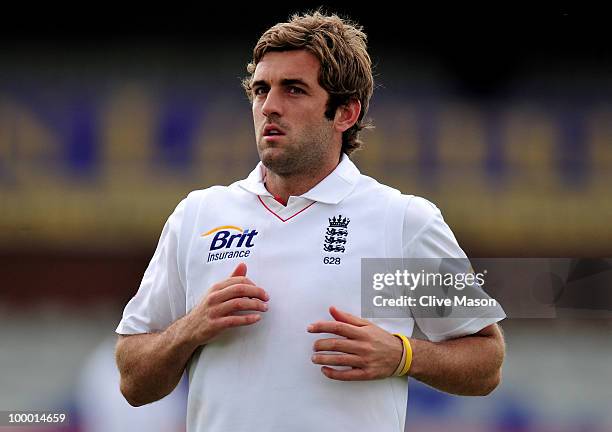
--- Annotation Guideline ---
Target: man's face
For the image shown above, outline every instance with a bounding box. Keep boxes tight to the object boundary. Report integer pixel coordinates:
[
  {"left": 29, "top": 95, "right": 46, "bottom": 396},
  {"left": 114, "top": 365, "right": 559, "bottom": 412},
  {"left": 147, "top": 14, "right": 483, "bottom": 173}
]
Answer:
[{"left": 250, "top": 50, "right": 338, "bottom": 176}]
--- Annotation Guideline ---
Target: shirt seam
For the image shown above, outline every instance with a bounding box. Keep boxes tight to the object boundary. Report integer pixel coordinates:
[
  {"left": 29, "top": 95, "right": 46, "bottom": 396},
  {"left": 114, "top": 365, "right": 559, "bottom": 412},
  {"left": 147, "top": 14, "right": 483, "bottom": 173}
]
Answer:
[{"left": 402, "top": 211, "right": 438, "bottom": 258}]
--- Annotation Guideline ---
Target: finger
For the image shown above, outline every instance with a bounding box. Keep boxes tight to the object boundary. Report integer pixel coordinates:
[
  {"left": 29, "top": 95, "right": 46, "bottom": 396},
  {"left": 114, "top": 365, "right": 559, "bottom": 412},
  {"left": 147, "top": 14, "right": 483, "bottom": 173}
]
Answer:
[
  {"left": 216, "top": 314, "right": 261, "bottom": 329},
  {"left": 313, "top": 338, "right": 363, "bottom": 355},
  {"left": 320, "top": 366, "right": 369, "bottom": 381},
  {"left": 307, "top": 321, "right": 362, "bottom": 339},
  {"left": 212, "top": 283, "right": 269, "bottom": 304},
  {"left": 329, "top": 306, "right": 369, "bottom": 327},
  {"left": 209, "top": 276, "right": 256, "bottom": 293},
  {"left": 311, "top": 353, "right": 365, "bottom": 368},
  {"left": 212, "top": 297, "right": 268, "bottom": 317},
  {"left": 230, "top": 262, "right": 247, "bottom": 278}
]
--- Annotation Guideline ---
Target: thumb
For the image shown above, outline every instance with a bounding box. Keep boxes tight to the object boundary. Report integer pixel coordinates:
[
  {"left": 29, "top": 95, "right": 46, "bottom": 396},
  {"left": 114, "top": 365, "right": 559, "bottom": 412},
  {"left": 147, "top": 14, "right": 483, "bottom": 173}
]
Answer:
[
  {"left": 329, "top": 306, "right": 368, "bottom": 326},
  {"left": 230, "top": 262, "right": 248, "bottom": 278}
]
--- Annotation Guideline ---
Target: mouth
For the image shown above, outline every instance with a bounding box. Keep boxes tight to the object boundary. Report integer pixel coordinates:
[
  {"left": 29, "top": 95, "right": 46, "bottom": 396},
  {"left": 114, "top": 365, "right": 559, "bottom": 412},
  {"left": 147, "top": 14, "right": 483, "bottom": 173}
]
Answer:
[{"left": 263, "top": 124, "right": 286, "bottom": 138}]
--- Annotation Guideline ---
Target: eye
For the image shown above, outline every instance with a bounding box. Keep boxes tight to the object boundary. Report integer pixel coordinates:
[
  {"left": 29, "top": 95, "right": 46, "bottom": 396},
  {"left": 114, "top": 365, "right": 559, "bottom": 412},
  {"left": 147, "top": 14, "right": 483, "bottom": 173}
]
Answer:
[
  {"left": 253, "top": 87, "right": 268, "bottom": 96},
  {"left": 288, "top": 86, "right": 305, "bottom": 95}
]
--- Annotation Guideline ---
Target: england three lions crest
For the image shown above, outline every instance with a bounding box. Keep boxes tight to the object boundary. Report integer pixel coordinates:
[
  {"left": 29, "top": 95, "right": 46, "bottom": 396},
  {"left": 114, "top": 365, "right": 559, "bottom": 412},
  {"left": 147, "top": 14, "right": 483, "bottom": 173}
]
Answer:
[{"left": 323, "top": 215, "right": 350, "bottom": 253}]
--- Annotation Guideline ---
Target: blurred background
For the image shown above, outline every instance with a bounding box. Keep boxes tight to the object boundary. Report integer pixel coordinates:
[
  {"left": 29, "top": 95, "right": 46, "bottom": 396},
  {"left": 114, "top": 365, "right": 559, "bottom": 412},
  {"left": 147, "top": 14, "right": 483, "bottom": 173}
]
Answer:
[{"left": 1, "top": 4, "right": 611, "bottom": 432}]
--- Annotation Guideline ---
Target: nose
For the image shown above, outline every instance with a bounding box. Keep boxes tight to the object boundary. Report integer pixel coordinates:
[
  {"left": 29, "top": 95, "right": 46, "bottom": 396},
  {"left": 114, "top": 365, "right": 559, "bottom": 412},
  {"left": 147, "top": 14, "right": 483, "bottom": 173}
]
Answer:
[{"left": 260, "top": 87, "right": 283, "bottom": 118}]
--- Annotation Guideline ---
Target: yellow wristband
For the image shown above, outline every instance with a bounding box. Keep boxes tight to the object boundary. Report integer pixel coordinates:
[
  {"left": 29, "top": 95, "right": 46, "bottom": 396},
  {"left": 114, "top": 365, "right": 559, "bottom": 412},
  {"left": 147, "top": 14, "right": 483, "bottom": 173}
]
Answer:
[
  {"left": 392, "top": 335, "right": 406, "bottom": 376},
  {"left": 392, "top": 333, "right": 413, "bottom": 376}
]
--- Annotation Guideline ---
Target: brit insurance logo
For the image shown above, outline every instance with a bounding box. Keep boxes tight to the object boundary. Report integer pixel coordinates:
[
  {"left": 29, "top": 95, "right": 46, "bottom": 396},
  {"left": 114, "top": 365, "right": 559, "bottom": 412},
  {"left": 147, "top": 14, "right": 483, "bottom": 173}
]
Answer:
[{"left": 202, "top": 225, "right": 258, "bottom": 263}]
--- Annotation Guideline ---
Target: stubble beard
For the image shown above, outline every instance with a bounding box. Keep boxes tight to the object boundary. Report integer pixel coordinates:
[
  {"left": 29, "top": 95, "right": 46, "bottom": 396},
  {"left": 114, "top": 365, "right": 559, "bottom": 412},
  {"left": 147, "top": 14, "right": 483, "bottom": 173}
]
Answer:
[{"left": 258, "top": 120, "right": 334, "bottom": 178}]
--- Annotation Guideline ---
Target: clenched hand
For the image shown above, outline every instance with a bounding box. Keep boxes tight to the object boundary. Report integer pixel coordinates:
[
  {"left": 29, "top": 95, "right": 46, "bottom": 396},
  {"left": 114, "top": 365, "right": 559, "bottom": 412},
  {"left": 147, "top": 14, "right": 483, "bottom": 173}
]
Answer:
[{"left": 182, "top": 262, "right": 269, "bottom": 347}]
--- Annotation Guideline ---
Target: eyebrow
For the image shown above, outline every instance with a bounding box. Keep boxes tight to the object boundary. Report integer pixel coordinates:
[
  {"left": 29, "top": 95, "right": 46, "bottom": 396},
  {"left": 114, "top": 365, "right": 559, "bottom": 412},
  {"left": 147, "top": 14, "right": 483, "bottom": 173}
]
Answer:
[
  {"left": 251, "top": 78, "right": 312, "bottom": 89},
  {"left": 281, "top": 78, "right": 311, "bottom": 89}
]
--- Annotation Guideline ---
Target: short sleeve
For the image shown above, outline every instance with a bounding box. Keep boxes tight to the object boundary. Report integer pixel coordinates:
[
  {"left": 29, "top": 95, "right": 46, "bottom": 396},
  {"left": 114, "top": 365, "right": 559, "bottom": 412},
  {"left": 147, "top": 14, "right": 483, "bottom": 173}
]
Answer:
[
  {"left": 402, "top": 196, "right": 506, "bottom": 342},
  {"left": 116, "top": 199, "right": 188, "bottom": 335}
]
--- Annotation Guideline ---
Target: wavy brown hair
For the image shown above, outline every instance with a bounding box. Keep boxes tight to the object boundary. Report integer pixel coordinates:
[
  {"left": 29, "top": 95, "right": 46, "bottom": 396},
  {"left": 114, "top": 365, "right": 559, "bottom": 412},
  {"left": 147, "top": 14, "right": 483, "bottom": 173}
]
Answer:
[{"left": 242, "top": 10, "right": 374, "bottom": 155}]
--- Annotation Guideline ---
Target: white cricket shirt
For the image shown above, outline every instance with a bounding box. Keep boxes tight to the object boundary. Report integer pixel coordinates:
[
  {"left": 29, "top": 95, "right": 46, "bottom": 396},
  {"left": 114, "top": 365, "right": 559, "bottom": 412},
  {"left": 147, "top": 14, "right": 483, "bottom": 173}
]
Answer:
[{"left": 117, "top": 154, "right": 505, "bottom": 431}]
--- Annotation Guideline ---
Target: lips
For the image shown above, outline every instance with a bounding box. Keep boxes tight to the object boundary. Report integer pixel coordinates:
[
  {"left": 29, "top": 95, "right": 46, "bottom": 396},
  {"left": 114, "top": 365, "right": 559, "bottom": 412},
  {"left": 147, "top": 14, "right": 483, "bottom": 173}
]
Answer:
[{"left": 263, "top": 124, "right": 286, "bottom": 137}]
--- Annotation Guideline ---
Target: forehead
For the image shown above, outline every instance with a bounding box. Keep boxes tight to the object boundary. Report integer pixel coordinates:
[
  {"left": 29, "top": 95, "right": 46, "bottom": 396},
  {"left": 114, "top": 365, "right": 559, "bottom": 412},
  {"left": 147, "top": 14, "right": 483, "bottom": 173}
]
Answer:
[{"left": 252, "top": 50, "right": 321, "bottom": 84}]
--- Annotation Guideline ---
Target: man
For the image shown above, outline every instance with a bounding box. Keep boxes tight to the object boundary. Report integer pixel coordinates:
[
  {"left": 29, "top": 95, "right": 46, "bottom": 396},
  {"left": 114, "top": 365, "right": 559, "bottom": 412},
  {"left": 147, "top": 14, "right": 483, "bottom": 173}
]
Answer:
[{"left": 115, "top": 11, "right": 506, "bottom": 432}]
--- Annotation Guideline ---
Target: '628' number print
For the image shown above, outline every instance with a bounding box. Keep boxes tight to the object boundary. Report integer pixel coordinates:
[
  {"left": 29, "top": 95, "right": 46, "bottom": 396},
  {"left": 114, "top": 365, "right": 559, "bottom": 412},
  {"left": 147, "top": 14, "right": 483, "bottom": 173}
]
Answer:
[{"left": 323, "top": 256, "right": 341, "bottom": 265}]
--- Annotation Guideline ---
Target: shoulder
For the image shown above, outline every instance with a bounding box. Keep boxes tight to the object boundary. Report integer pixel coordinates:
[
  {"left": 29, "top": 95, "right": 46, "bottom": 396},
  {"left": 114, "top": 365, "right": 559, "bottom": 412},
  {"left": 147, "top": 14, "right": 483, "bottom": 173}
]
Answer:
[
  {"left": 401, "top": 193, "right": 446, "bottom": 233},
  {"left": 163, "top": 185, "right": 233, "bottom": 227},
  {"left": 352, "top": 172, "right": 403, "bottom": 198},
  {"left": 350, "top": 173, "right": 443, "bottom": 234},
  {"left": 403, "top": 195, "right": 441, "bottom": 230},
  {"left": 181, "top": 182, "right": 249, "bottom": 209},
  {"left": 355, "top": 174, "right": 441, "bottom": 221},
  {"left": 399, "top": 195, "right": 466, "bottom": 258},
  {"left": 184, "top": 184, "right": 235, "bottom": 202}
]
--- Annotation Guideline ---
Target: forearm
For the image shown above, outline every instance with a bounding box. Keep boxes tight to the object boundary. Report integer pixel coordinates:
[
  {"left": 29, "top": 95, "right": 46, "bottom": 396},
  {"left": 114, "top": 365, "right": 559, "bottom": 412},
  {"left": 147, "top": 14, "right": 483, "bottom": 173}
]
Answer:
[
  {"left": 116, "top": 316, "right": 198, "bottom": 406},
  {"left": 115, "top": 266, "right": 267, "bottom": 405},
  {"left": 408, "top": 324, "right": 505, "bottom": 396}
]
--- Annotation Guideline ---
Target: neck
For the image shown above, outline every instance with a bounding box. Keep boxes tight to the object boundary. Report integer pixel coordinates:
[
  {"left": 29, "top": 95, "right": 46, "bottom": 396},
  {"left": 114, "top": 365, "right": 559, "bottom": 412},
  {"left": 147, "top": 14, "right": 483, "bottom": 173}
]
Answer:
[{"left": 264, "top": 154, "right": 342, "bottom": 203}]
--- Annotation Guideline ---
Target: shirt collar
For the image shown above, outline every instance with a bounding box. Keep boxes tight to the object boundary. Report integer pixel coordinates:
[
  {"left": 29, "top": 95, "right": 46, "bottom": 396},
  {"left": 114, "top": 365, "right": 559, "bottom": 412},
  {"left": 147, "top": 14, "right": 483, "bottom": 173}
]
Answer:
[{"left": 237, "top": 153, "right": 360, "bottom": 205}]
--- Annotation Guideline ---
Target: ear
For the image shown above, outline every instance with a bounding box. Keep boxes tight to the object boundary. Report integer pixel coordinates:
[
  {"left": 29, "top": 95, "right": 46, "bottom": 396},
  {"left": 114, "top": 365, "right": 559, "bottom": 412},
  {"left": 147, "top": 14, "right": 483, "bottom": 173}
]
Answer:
[{"left": 333, "top": 99, "right": 361, "bottom": 133}]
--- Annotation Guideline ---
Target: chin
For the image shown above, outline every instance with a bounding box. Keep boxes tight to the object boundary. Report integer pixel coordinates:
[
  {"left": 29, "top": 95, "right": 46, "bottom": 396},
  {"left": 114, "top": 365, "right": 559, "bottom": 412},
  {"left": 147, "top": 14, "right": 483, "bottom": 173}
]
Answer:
[
  {"left": 260, "top": 145, "right": 283, "bottom": 159},
  {"left": 260, "top": 150, "right": 298, "bottom": 176},
  {"left": 261, "top": 151, "right": 284, "bottom": 169}
]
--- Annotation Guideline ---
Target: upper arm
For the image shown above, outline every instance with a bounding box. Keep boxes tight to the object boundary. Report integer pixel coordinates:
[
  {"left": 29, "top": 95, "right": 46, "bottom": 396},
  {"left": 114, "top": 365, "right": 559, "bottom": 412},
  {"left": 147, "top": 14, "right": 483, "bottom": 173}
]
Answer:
[
  {"left": 476, "top": 323, "right": 505, "bottom": 350},
  {"left": 115, "top": 333, "right": 157, "bottom": 372},
  {"left": 115, "top": 334, "right": 137, "bottom": 362},
  {"left": 476, "top": 324, "right": 506, "bottom": 372},
  {"left": 115, "top": 199, "right": 189, "bottom": 335},
  {"left": 476, "top": 323, "right": 501, "bottom": 338},
  {"left": 401, "top": 196, "right": 507, "bottom": 342}
]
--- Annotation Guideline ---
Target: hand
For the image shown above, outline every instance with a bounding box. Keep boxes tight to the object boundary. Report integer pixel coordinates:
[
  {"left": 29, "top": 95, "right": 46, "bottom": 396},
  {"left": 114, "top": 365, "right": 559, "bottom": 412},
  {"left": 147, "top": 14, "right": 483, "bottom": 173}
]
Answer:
[
  {"left": 182, "top": 262, "right": 269, "bottom": 346},
  {"left": 307, "top": 306, "right": 403, "bottom": 381}
]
